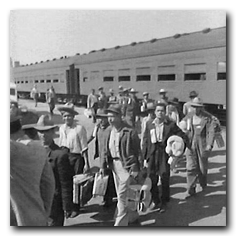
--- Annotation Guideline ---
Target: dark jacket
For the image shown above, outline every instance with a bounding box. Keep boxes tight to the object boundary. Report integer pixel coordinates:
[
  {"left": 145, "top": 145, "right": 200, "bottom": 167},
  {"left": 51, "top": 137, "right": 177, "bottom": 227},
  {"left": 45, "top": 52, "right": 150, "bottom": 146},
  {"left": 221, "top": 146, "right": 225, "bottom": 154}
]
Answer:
[
  {"left": 102, "top": 122, "right": 140, "bottom": 172},
  {"left": 142, "top": 118, "right": 188, "bottom": 175},
  {"left": 47, "top": 142, "right": 73, "bottom": 213}
]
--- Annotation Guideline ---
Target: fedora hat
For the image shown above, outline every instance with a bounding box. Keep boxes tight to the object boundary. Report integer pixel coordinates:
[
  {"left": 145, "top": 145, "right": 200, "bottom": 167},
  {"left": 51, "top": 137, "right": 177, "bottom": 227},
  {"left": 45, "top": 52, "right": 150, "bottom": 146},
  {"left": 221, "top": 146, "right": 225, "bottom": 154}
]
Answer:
[
  {"left": 165, "top": 135, "right": 185, "bottom": 158},
  {"left": 143, "top": 92, "right": 149, "bottom": 96},
  {"left": 169, "top": 97, "right": 179, "bottom": 106},
  {"left": 109, "top": 88, "right": 114, "bottom": 93},
  {"left": 146, "top": 102, "right": 156, "bottom": 111},
  {"left": 155, "top": 100, "right": 166, "bottom": 107},
  {"left": 96, "top": 109, "right": 109, "bottom": 118},
  {"left": 33, "top": 115, "right": 58, "bottom": 131},
  {"left": 57, "top": 102, "right": 78, "bottom": 115},
  {"left": 105, "top": 104, "right": 122, "bottom": 116},
  {"left": 159, "top": 88, "right": 167, "bottom": 94},
  {"left": 190, "top": 97, "right": 204, "bottom": 107},
  {"left": 189, "top": 90, "right": 198, "bottom": 98},
  {"left": 118, "top": 85, "right": 123, "bottom": 90},
  {"left": 129, "top": 88, "right": 138, "bottom": 93},
  {"left": 98, "top": 86, "right": 103, "bottom": 91}
]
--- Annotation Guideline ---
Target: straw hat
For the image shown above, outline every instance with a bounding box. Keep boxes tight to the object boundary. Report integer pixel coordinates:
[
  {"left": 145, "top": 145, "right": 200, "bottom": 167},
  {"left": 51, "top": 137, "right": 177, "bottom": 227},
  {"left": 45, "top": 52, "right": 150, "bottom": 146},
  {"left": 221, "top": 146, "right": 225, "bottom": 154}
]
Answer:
[
  {"left": 32, "top": 115, "right": 57, "bottom": 131},
  {"left": 190, "top": 97, "right": 204, "bottom": 107},
  {"left": 57, "top": 102, "right": 78, "bottom": 115}
]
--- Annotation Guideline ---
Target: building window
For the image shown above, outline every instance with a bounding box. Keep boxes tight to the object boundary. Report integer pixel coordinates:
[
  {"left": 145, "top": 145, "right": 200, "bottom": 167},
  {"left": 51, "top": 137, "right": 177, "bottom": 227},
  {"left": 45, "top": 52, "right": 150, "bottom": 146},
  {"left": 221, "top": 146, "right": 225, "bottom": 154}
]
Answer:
[
  {"left": 158, "top": 74, "right": 175, "bottom": 81},
  {"left": 53, "top": 79, "right": 59, "bottom": 83},
  {"left": 217, "top": 73, "right": 226, "bottom": 80},
  {"left": 118, "top": 76, "right": 131, "bottom": 82},
  {"left": 136, "top": 75, "right": 151, "bottom": 81},
  {"left": 184, "top": 73, "right": 206, "bottom": 81},
  {"left": 103, "top": 76, "right": 114, "bottom": 82}
]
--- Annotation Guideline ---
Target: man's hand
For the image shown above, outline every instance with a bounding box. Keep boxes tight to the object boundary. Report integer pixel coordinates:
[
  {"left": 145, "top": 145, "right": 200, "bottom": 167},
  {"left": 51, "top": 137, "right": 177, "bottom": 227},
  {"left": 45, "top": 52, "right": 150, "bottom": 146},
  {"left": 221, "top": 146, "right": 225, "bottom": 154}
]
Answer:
[
  {"left": 205, "top": 145, "right": 212, "bottom": 151},
  {"left": 131, "top": 171, "right": 138, "bottom": 178},
  {"left": 143, "top": 159, "right": 148, "bottom": 168}
]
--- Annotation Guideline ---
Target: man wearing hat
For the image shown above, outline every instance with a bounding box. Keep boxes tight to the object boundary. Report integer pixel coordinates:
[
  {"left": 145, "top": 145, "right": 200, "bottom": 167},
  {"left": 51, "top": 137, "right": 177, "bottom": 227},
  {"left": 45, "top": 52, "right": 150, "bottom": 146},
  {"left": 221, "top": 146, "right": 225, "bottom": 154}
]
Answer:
[
  {"left": 10, "top": 106, "right": 55, "bottom": 226},
  {"left": 32, "top": 115, "right": 79, "bottom": 225},
  {"left": 140, "top": 92, "right": 153, "bottom": 113},
  {"left": 108, "top": 88, "right": 118, "bottom": 104},
  {"left": 58, "top": 103, "right": 90, "bottom": 212},
  {"left": 142, "top": 102, "right": 188, "bottom": 212},
  {"left": 98, "top": 86, "right": 108, "bottom": 110},
  {"left": 46, "top": 85, "right": 57, "bottom": 117},
  {"left": 101, "top": 104, "right": 141, "bottom": 226},
  {"left": 158, "top": 88, "right": 169, "bottom": 106},
  {"left": 123, "top": 88, "right": 140, "bottom": 128},
  {"left": 87, "top": 88, "right": 98, "bottom": 123},
  {"left": 182, "top": 97, "right": 216, "bottom": 199},
  {"left": 166, "top": 97, "right": 181, "bottom": 125},
  {"left": 183, "top": 90, "right": 198, "bottom": 116},
  {"left": 87, "top": 109, "right": 116, "bottom": 208}
]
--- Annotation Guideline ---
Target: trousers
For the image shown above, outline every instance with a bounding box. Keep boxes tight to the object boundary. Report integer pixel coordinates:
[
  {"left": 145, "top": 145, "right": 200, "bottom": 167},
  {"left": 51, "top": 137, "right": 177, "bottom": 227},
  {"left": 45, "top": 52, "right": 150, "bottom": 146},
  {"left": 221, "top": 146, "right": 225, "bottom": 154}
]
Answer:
[{"left": 111, "top": 159, "right": 139, "bottom": 226}]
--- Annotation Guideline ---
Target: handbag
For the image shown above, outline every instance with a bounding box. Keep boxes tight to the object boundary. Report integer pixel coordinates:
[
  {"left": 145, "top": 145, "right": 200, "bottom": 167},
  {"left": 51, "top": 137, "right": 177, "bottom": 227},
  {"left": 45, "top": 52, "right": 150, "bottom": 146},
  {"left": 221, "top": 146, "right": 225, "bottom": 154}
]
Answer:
[{"left": 92, "top": 173, "right": 109, "bottom": 197}]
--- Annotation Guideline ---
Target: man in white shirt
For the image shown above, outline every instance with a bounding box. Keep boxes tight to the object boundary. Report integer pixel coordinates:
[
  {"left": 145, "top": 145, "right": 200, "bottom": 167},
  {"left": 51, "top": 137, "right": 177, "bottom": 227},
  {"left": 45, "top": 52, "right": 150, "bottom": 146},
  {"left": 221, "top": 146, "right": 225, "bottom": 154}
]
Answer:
[{"left": 58, "top": 103, "right": 90, "bottom": 212}]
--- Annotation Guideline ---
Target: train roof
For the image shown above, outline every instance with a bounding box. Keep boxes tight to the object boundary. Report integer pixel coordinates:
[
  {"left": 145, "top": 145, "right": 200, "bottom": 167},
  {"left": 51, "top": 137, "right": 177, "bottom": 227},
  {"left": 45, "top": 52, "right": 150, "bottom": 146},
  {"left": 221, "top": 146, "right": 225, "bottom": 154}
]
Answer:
[{"left": 14, "top": 26, "right": 226, "bottom": 71}]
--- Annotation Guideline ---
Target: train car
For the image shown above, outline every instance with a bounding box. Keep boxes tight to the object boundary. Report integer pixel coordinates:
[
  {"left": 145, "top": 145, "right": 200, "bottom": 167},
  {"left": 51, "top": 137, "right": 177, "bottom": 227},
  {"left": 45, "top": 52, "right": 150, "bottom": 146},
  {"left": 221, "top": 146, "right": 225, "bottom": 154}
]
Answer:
[{"left": 12, "top": 26, "right": 226, "bottom": 122}]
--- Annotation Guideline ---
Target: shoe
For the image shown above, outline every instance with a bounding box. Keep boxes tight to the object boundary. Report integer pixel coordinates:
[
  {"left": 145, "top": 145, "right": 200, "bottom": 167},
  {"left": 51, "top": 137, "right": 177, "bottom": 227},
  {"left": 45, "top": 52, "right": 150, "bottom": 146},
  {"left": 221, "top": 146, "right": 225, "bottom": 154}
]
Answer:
[
  {"left": 128, "top": 219, "right": 141, "bottom": 226},
  {"left": 103, "top": 200, "right": 116, "bottom": 208},
  {"left": 156, "top": 203, "right": 167, "bottom": 213},
  {"left": 70, "top": 211, "right": 80, "bottom": 218},
  {"left": 149, "top": 202, "right": 161, "bottom": 211},
  {"left": 184, "top": 188, "right": 196, "bottom": 199}
]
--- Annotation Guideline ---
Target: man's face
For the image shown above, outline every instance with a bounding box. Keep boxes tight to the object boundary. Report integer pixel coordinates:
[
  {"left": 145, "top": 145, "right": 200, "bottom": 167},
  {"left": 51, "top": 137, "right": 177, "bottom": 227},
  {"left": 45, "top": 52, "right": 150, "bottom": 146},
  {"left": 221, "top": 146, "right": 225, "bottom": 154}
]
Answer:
[
  {"left": 195, "top": 107, "right": 203, "bottom": 116},
  {"left": 155, "top": 105, "right": 166, "bottom": 120},
  {"left": 97, "top": 117, "right": 108, "bottom": 126},
  {"left": 62, "top": 112, "right": 74, "bottom": 126},
  {"left": 37, "top": 129, "right": 54, "bottom": 146},
  {"left": 107, "top": 113, "right": 121, "bottom": 127},
  {"left": 143, "top": 94, "right": 149, "bottom": 100},
  {"left": 160, "top": 92, "right": 166, "bottom": 99}
]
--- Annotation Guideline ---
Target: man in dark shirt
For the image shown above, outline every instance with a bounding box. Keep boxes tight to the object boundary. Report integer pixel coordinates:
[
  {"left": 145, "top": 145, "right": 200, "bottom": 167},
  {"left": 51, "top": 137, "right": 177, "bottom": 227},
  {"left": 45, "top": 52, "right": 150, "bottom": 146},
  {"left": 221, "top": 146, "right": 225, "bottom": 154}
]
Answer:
[{"left": 33, "top": 115, "right": 79, "bottom": 226}]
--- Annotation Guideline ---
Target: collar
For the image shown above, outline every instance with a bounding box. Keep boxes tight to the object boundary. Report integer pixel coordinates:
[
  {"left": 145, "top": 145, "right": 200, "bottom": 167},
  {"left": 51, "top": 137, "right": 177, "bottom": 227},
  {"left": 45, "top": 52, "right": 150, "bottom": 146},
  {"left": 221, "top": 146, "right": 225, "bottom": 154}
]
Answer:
[{"left": 152, "top": 117, "right": 167, "bottom": 126}]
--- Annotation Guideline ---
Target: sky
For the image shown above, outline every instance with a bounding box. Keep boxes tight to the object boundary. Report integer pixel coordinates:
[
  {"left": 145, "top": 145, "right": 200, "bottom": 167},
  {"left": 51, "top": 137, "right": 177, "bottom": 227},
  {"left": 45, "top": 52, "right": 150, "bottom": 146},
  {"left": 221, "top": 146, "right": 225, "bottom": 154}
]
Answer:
[{"left": 10, "top": 10, "right": 226, "bottom": 65}]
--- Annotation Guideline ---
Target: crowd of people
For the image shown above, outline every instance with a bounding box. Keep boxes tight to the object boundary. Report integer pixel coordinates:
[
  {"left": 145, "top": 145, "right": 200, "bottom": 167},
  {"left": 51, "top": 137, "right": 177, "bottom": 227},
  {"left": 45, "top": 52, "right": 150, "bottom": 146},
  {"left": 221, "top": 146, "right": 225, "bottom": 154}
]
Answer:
[{"left": 10, "top": 85, "right": 223, "bottom": 227}]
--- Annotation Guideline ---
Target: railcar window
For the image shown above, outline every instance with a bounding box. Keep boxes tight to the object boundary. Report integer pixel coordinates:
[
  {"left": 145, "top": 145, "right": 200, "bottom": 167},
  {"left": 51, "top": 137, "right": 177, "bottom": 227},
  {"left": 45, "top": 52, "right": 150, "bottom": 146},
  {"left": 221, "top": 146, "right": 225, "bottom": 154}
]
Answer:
[
  {"left": 83, "top": 77, "right": 88, "bottom": 82},
  {"left": 136, "top": 75, "right": 151, "bottom": 81},
  {"left": 35, "top": 80, "right": 39, "bottom": 83},
  {"left": 53, "top": 79, "right": 59, "bottom": 83},
  {"left": 118, "top": 76, "right": 131, "bottom": 82},
  {"left": 21, "top": 81, "right": 24, "bottom": 83},
  {"left": 184, "top": 73, "right": 206, "bottom": 81},
  {"left": 103, "top": 77, "right": 114, "bottom": 82},
  {"left": 217, "top": 73, "right": 226, "bottom": 80},
  {"left": 40, "top": 80, "right": 44, "bottom": 83},
  {"left": 158, "top": 74, "right": 175, "bottom": 81},
  {"left": 25, "top": 81, "right": 28, "bottom": 83},
  {"left": 10, "top": 88, "right": 15, "bottom": 95},
  {"left": 46, "top": 80, "right": 51, "bottom": 83}
]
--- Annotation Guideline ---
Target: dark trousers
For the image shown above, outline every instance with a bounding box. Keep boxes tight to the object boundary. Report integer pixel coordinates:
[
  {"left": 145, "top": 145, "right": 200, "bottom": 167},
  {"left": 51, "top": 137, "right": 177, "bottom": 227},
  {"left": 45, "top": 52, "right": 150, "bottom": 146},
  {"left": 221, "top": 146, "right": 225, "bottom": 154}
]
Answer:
[
  {"left": 69, "top": 153, "right": 85, "bottom": 211},
  {"left": 48, "top": 196, "right": 65, "bottom": 226},
  {"left": 104, "top": 168, "right": 117, "bottom": 203},
  {"left": 149, "top": 167, "right": 170, "bottom": 205}
]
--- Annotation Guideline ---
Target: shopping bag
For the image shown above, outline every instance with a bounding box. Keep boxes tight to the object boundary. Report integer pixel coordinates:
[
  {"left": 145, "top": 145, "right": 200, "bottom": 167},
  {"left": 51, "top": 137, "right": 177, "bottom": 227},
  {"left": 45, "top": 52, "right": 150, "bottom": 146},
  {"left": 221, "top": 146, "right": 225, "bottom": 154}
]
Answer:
[{"left": 92, "top": 173, "right": 109, "bottom": 197}]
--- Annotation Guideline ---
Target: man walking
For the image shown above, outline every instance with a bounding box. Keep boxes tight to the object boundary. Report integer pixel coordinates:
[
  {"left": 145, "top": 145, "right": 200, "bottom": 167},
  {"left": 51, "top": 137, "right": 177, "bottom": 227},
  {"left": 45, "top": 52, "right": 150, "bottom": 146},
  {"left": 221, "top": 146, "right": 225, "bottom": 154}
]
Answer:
[
  {"left": 33, "top": 115, "right": 79, "bottom": 225},
  {"left": 101, "top": 104, "right": 141, "bottom": 226},
  {"left": 142, "top": 102, "right": 188, "bottom": 212},
  {"left": 182, "top": 97, "right": 216, "bottom": 199}
]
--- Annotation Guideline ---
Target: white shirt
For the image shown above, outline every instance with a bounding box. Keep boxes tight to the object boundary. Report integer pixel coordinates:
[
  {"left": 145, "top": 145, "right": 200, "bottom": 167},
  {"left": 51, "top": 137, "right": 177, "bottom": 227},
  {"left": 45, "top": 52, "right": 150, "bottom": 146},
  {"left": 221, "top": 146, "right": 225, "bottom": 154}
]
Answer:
[
  {"left": 59, "top": 122, "right": 88, "bottom": 154},
  {"left": 109, "top": 128, "right": 121, "bottom": 158},
  {"left": 152, "top": 118, "right": 164, "bottom": 142}
]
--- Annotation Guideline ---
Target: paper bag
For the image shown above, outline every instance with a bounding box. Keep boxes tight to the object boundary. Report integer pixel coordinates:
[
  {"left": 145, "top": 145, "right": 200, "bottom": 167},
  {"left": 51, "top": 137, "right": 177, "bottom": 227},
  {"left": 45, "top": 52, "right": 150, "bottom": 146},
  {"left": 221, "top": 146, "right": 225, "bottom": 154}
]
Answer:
[{"left": 92, "top": 173, "right": 109, "bottom": 197}]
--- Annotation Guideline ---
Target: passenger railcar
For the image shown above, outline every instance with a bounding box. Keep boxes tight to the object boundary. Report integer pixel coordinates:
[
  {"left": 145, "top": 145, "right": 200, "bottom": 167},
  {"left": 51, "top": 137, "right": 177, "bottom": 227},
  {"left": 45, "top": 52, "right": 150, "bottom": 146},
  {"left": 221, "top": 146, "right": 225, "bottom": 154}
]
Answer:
[{"left": 12, "top": 27, "right": 226, "bottom": 121}]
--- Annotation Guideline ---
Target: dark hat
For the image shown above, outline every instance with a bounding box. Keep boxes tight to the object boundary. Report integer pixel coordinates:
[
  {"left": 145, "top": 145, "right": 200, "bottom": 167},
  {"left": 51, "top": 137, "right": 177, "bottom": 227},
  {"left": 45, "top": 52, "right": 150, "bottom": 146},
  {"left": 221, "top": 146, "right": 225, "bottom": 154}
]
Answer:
[
  {"left": 57, "top": 102, "right": 78, "bottom": 115},
  {"left": 189, "top": 90, "right": 198, "bottom": 98},
  {"left": 190, "top": 97, "right": 204, "bottom": 107},
  {"left": 98, "top": 86, "right": 103, "bottom": 91},
  {"left": 169, "top": 97, "right": 179, "bottom": 106},
  {"left": 32, "top": 115, "right": 57, "bottom": 131},
  {"left": 96, "top": 109, "right": 109, "bottom": 118},
  {"left": 105, "top": 104, "right": 122, "bottom": 116}
]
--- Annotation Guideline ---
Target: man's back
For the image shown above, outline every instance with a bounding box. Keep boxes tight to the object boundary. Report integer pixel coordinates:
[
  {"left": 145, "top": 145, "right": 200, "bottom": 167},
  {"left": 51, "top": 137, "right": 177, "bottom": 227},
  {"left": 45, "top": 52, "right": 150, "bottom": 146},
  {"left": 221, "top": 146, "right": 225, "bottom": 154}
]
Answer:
[{"left": 10, "top": 140, "right": 55, "bottom": 226}]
